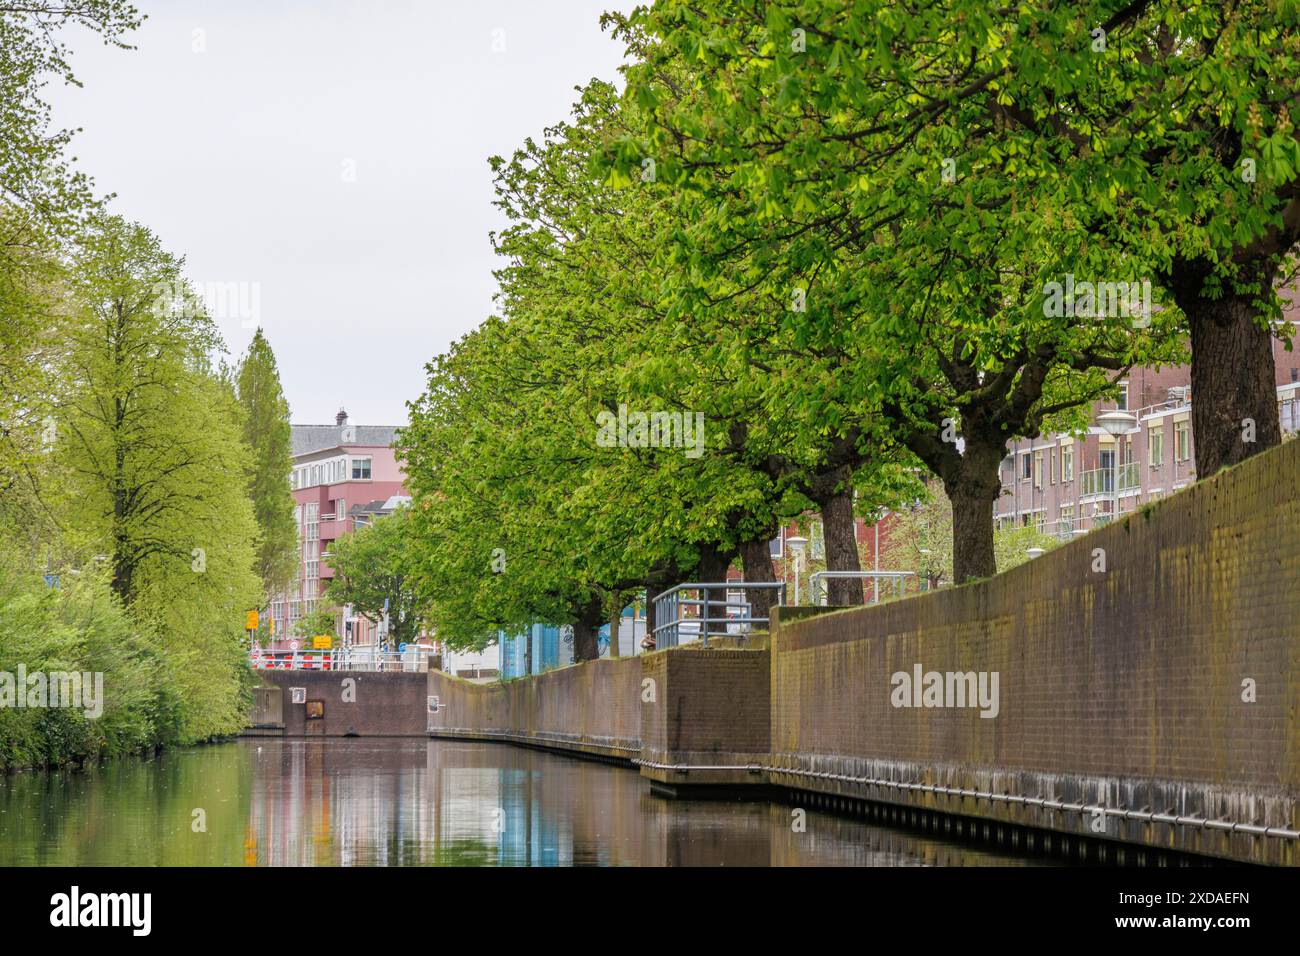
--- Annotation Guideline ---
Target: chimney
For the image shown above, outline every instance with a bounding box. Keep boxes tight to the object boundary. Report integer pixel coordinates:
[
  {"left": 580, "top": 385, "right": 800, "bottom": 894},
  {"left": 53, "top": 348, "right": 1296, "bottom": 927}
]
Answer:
[{"left": 336, "top": 408, "right": 348, "bottom": 427}]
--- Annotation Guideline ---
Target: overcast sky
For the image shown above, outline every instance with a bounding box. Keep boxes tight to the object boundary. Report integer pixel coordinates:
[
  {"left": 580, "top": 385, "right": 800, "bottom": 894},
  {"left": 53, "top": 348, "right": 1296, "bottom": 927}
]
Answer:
[{"left": 46, "top": 0, "right": 635, "bottom": 425}]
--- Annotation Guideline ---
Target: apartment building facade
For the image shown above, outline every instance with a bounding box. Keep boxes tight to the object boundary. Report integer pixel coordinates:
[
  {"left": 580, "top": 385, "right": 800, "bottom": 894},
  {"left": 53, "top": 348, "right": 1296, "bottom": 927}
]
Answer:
[
  {"left": 266, "top": 410, "right": 406, "bottom": 649},
  {"left": 997, "top": 339, "right": 1300, "bottom": 537}
]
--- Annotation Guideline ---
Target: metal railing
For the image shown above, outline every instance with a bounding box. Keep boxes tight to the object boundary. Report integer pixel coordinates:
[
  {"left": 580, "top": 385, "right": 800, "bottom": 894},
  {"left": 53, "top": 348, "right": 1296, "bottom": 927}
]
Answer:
[
  {"left": 250, "top": 647, "right": 431, "bottom": 672},
  {"left": 651, "top": 582, "right": 786, "bottom": 650},
  {"left": 809, "top": 570, "right": 916, "bottom": 606},
  {"left": 1079, "top": 462, "right": 1139, "bottom": 498}
]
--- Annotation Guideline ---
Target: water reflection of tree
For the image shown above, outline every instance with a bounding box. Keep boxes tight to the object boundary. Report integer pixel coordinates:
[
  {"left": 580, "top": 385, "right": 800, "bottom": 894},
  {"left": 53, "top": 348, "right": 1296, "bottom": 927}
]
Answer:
[{"left": 0, "top": 743, "right": 253, "bottom": 865}]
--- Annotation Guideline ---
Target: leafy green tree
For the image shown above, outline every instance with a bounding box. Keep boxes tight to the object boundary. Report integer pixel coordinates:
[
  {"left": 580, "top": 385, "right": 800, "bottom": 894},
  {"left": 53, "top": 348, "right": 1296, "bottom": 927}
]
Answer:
[
  {"left": 0, "top": 1, "right": 141, "bottom": 235},
  {"left": 49, "top": 215, "right": 262, "bottom": 742},
  {"left": 236, "top": 329, "right": 298, "bottom": 598},
  {"left": 606, "top": 4, "right": 1193, "bottom": 579},
  {"left": 325, "top": 507, "right": 426, "bottom": 646},
  {"left": 613, "top": 0, "right": 1300, "bottom": 489},
  {"left": 0, "top": 209, "right": 63, "bottom": 497},
  {"left": 293, "top": 608, "right": 336, "bottom": 641},
  {"left": 488, "top": 81, "right": 919, "bottom": 610}
]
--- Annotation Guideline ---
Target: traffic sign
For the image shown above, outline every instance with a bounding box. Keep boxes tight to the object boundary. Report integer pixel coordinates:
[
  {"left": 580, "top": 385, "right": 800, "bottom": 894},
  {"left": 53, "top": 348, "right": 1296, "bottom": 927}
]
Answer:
[{"left": 246, "top": 609, "right": 259, "bottom": 631}]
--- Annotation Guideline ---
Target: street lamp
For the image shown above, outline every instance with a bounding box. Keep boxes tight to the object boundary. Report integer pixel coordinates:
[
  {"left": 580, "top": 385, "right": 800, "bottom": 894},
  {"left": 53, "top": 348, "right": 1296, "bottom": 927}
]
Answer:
[
  {"left": 787, "top": 536, "right": 808, "bottom": 604},
  {"left": 1096, "top": 410, "right": 1137, "bottom": 524}
]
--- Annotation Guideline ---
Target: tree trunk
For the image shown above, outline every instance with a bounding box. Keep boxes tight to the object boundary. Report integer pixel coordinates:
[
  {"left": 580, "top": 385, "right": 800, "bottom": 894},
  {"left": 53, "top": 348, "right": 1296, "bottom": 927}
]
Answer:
[
  {"left": 739, "top": 536, "right": 778, "bottom": 630},
  {"left": 814, "top": 484, "right": 864, "bottom": 606},
  {"left": 643, "top": 578, "right": 657, "bottom": 650},
  {"left": 945, "top": 475, "right": 999, "bottom": 583},
  {"left": 695, "top": 542, "right": 735, "bottom": 582},
  {"left": 1170, "top": 259, "right": 1281, "bottom": 479},
  {"left": 607, "top": 603, "right": 621, "bottom": 658},
  {"left": 570, "top": 592, "right": 608, "bottom": 663},
  {"left": 695, "top": 543, "right": 736, "bottom": 643},
  {"left": 931, "top": 434, "right": 1005, "bottom": 584},
  {"left": 572, "top": 618, "right": 601, "bottom": 663}
]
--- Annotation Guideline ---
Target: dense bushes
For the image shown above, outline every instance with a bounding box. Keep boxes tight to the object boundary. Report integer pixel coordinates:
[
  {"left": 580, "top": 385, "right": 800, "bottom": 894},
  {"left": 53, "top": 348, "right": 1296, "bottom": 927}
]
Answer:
[
  {"left": 0, "top": 554, "right": 159, "bottom": 769},
  {"left": 0, "top": 548, "right": 257, "bottom": 770}
]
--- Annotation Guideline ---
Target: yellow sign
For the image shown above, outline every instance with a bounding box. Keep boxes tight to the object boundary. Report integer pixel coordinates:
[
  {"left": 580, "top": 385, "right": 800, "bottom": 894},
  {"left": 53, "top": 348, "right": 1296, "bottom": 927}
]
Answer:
[
  {"left": 246, "top": 609, "right": 259, "bottom": 631},
  {"left": 312, "top": 635, "right": 333, "bottom": 650}
]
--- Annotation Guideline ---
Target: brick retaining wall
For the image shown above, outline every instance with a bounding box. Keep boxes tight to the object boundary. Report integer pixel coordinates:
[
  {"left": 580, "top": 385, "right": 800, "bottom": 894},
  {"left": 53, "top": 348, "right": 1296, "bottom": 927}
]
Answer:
[
  {"left": 769, "top": 437, "right": 1300, "bottom": 865},
  {"left": 256, "top": 670, "right": 429, "bottom": 737},
  {"left": 427, "top": 657, "right": 640, "bottom": 761}
]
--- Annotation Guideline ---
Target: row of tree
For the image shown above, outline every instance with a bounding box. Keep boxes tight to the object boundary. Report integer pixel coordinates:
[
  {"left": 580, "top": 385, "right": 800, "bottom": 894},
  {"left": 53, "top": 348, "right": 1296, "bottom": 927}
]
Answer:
[
  {"left": 395, "top": 1, "right": 1300, "bottom": 663},
  {"left": 0, "top": 2, "right": 299, "bottom": 766}
]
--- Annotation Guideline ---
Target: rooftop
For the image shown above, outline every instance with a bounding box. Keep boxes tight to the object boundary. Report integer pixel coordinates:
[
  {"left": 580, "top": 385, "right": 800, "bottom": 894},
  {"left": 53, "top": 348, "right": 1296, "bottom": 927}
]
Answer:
[{"left": 291, "top": 424, "right": 400, "bottom": 458}]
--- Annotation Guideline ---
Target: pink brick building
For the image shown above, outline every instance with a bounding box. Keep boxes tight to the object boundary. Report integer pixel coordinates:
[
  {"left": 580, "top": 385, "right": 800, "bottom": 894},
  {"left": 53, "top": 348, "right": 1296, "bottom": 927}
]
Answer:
[
  {"left": 267, "top": 410, "right": 407, "bottom": 650},
  {"left": 996, "top": 332, "right": 1300, "bottom": 537}
]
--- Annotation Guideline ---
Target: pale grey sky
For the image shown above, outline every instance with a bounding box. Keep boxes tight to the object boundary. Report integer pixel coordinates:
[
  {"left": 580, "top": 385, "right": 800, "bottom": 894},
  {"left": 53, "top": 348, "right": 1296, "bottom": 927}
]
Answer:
[{"left": 46, "top": 0, "right": 635, "bottom": 425}]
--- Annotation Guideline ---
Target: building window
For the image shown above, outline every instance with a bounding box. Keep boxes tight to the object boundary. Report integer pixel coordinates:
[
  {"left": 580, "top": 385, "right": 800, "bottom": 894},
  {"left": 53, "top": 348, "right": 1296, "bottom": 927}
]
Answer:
[
  {"left": 1117, "top": 381, "right": 1129, "bottom": 411},
  {"left": 1149, "top": 426, "right": 1163, "bottom": 467},
  {"left": 351, "top": 457, "right": 372, "bottom": 480},
  {"left": 1021, "top": 453, "right": 1032, "bottom": 481},
  {"left": 1033, "top": 451, "right": 1043, "bottom": 489},
  {"left": 1061, "top": 445, "right": 1074, "bottom": 482},
  {"left": 1175, "top": 420, "right": 1191, "bottom": 462},
  {"left": 1050, "top": 448, "right": 1056, "bottom": 484}
]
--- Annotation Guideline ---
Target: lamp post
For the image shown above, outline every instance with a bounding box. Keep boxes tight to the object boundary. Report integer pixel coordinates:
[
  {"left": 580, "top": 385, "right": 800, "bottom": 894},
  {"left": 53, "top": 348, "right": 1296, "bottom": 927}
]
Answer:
[
  {"left": 787, "top": 536, "right": 808, "bottom": 605},
  {"left": 1096, "top": 410, "right": 1137, "bottom": 525}
]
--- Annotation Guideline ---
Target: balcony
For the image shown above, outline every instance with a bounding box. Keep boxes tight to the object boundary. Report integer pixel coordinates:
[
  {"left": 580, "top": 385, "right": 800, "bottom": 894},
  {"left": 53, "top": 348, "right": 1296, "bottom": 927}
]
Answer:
[
  {"left": 317, "top": 516, "right": 349, "bottom": 541},
  {"left": 1079, "top": 462, "right": 1139, "bottom": 499}
]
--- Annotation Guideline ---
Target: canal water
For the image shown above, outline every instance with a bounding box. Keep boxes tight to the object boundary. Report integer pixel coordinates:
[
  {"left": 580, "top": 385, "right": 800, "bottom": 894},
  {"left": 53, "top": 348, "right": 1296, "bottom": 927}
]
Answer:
[{"left": 0, "top": 739, "right": 1051, "bottom": 866}]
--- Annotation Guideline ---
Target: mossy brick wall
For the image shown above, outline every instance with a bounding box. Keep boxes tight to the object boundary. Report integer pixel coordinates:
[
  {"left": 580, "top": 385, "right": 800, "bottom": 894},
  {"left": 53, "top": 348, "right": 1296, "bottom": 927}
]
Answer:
[
  {"left": 770, "top": 437, "right": 1300, "bottom": 864},
  {"left": 258, "top": 670, "right": 429, "bottom": 736},
  {"left": 427, "top": 657, "right": 641, "bottom": 760},
  {"left": 427, "top": 646, "right": 769, "bottom": 783},
  {"left": 639, "top": 646, "right": 770, "bottom": 787}
]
